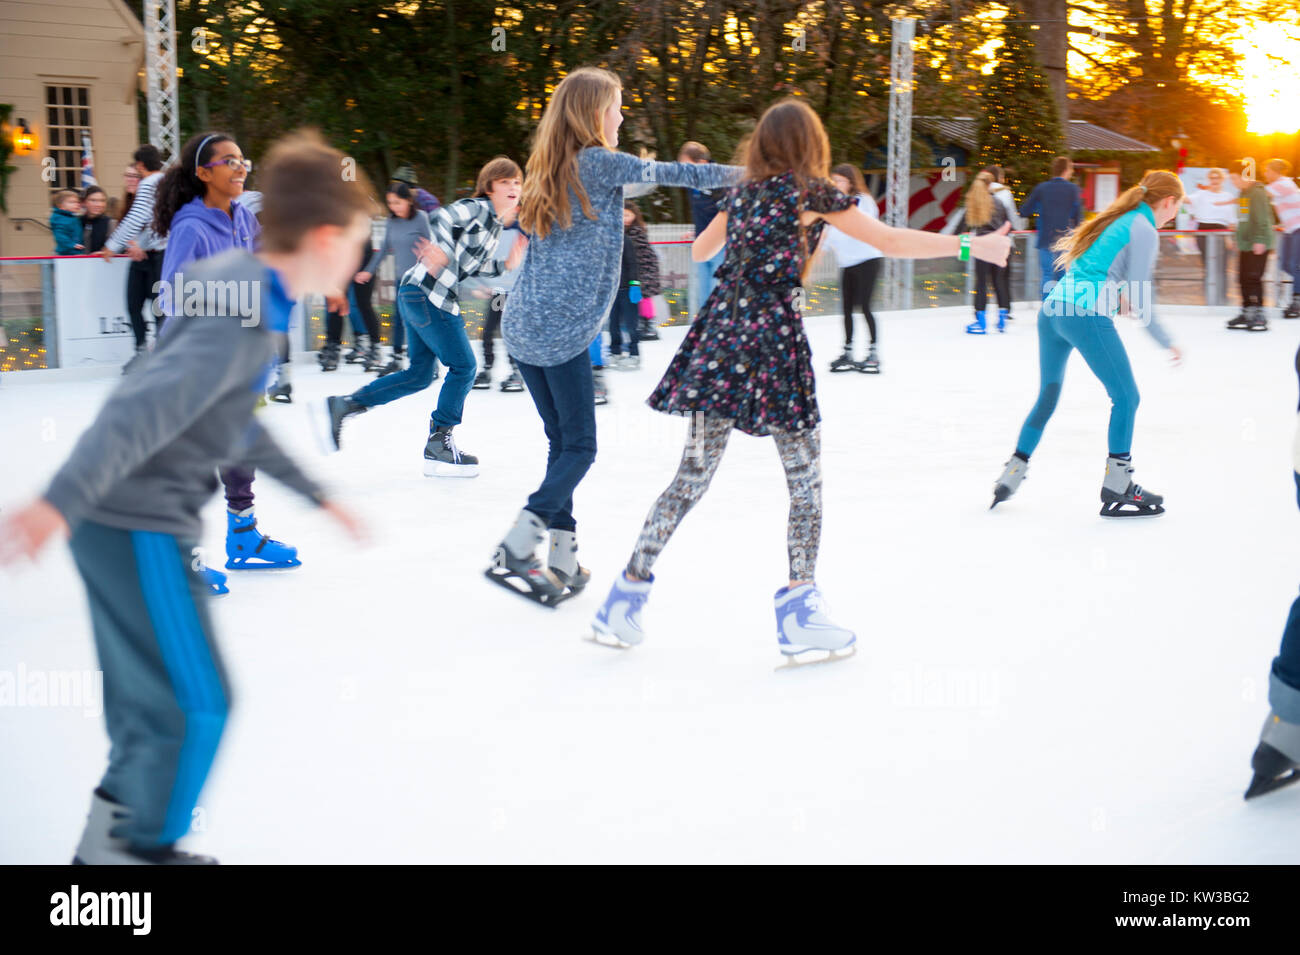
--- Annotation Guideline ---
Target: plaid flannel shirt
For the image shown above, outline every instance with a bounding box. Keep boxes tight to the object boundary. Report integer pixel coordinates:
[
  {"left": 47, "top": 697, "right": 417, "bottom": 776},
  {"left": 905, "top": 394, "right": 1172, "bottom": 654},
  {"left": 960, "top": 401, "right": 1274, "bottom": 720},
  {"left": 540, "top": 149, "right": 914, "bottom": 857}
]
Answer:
[{"left": 400, "top": 197, "right": 504, "bottom": 316}]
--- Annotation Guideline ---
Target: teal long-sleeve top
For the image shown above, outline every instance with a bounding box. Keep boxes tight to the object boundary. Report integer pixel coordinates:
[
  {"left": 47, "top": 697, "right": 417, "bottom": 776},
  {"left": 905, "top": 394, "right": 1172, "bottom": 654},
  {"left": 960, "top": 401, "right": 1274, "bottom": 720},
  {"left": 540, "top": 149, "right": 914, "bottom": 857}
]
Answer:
[{"left": 1045, "top": 202, "right": 1174, "bottom": 349}]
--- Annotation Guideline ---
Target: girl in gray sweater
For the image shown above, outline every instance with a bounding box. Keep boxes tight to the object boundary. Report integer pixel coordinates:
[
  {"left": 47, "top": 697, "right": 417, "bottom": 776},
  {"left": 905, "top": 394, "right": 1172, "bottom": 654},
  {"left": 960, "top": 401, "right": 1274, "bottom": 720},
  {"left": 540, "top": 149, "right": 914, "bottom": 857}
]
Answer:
[{"left": 486, "top": 66, "right": 742, "bottom": 605}]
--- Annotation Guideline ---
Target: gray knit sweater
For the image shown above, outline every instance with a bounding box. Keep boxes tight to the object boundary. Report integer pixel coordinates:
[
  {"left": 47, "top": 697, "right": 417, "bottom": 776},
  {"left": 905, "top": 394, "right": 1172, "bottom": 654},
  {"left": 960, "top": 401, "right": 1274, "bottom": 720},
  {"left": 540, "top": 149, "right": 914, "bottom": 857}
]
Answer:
[{"left": 502, "top": 148, "right": 741, "bottom": 366}]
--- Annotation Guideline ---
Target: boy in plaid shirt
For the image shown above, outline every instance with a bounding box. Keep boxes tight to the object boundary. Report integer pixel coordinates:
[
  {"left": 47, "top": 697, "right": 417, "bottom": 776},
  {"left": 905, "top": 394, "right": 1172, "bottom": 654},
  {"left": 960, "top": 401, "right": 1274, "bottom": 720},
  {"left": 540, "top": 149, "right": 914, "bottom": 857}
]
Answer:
[{"left": 318, "top": 157, "right": 526, "bottom": 477}]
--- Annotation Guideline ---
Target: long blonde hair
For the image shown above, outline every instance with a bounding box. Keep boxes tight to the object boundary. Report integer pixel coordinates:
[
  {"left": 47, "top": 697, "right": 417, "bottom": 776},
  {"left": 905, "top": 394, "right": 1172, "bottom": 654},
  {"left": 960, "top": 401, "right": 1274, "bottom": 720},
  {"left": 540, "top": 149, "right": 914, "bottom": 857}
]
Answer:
[
  {"left": 1052, "top": 169, "right": 1184, "bottom": 270},
  {"left": 964, "top": 170, "right": 996, "bottom": 227},
  {"left": 519, "top": 67, "right": 621, "bottom": 239}
]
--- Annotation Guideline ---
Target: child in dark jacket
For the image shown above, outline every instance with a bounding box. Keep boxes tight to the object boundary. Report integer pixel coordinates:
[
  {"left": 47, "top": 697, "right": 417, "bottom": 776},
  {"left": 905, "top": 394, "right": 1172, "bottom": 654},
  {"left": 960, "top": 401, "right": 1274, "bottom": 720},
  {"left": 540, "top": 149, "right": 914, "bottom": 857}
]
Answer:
[
  {"left": 0, "top": 130, "right": 370, "bottom": 865},
  {"left": 50, "top": 190, "right": 85, "bottom": 255},
  {"left": 609, "top": 202, "right": 650, "bottom": 368}
]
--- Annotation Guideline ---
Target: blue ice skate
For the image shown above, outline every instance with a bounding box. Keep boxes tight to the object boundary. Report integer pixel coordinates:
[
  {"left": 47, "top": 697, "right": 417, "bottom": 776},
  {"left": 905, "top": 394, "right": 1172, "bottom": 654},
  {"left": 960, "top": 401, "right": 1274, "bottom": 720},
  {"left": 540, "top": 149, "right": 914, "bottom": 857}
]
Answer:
[
  {"left": 199, "top": 565, "right": 229, "bottom": 596},
  {"left": 589, "top": 571, "right": 653, "bottom": 648},
  {"left": 965, "top": 310, "right": 987, "bottom": 335},
  {"left": 774, "top": 584, "right": 856, "bottom": 665},
  {"left": 224, "top": 507, "right": 301, "bottom": 570}
]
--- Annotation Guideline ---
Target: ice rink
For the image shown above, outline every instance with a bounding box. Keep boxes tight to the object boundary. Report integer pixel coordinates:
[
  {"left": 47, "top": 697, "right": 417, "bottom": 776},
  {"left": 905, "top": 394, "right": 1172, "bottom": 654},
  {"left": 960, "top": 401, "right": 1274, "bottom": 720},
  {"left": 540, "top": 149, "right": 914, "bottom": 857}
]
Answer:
[{"left": 3, "top": 303, "right": 1300, "bottom": 864}]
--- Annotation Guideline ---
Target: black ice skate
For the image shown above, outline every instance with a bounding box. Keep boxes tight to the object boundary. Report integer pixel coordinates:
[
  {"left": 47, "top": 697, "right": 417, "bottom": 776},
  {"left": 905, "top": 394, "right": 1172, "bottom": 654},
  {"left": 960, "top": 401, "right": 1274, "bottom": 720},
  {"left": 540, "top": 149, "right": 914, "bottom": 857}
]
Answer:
[
  {"left": 1284, "top": 302, "right": 1300, "bottom": 320},
  {"left": 830, "top": 347, "right": 857, "bottom": 372},
  {"left": 1099, "top": 455, "right": 1164, "bottom": 517},
  {"left": 1247, "top": 306, "right": 1269, "bottom": 332},
  {"left": 593, "top": 367, "right": 609, "bottom": 405},
  {"left": 858, "top": 344, "right": 880, "bottom": 374},
  {"left": 500, "top": 368, "right": 525, "bottom": 392},
  {"left": 990, "top": 454, "right": 1028, "bottom": 509},
  {"left": 267, "top": 382, "right": 293, "bottom": 403},
  {"left": 1226, "top": 310, "right": 1251, "bottom": 330},
  {"left": 423, "top": 426, "right": 479, "bottom": 478},
  {"left": 1245, "top": 711, "right": 1300, "bottom": 799},
  {"left": 313, "top": 395, "right": 367, "bottom": 453},
  {"left": 344, "top": 334, "right": 370, "bottom": 364},
  {"left": 361, "top": 341, "right": 382, "bottom": 373},
  {"left": 318, "top": 342, "right": 341, "bottom": 371},
  {"left": 485, "top": 510, "right": 573, "bottom": 608},
  {"left": 472, "top": 370, "right": 491, "bottom": 390},
  {"left": 374, "top": 347, "right": 406, "bottom": 376},
  {"left": 638, "top": 318, "right": 660, "bottom": 341}
]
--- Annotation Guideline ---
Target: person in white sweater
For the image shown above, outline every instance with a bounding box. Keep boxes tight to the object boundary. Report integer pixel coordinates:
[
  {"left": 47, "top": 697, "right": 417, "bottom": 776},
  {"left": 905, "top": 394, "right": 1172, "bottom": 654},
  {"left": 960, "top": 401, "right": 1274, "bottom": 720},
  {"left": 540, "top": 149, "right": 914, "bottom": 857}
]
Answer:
[{"left": 824, "top": 163, "right": 884, "bottom": 373}]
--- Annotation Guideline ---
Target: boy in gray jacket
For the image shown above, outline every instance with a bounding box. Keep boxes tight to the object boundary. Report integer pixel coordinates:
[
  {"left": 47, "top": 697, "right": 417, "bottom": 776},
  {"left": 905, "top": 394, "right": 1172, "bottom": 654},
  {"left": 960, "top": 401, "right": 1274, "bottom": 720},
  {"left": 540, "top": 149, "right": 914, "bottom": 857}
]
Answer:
[{"left": 0, "top": 131, "right": 370, "bottom": 864}]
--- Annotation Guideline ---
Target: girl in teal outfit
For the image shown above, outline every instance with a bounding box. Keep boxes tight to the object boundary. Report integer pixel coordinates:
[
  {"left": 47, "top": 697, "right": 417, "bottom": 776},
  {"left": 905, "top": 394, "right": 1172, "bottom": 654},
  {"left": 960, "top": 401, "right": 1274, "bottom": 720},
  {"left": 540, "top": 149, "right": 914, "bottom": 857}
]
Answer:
[{"left": 991, "top": 170, "right": 1185, "bottom": 517}]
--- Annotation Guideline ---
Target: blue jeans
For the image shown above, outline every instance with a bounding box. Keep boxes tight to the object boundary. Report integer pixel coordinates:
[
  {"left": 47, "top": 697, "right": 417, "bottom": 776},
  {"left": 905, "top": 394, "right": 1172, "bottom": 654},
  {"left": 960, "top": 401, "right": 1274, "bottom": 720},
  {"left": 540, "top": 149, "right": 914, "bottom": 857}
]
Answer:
[
  {"left": 1280, "top": 231, "right": 1300, "bottom": 288},
  {"left": 1038, "top": 244, "right": 1064, "bottom": 300},
  {"left": 345, "top": 286, "right": 365, "bottom": 336},
  {"left": 1015, "top": 305, "right": 1140, "bottom": 458},
  {"left": 609, "top": 293, "right": 640, "bottom": 356},
  {"left": 693, "top": 247, "right": 725, "bottom": 317},
  {"left": 350, "top": 285, "right": 474, "bottom": 430},
  {"left": 515, "top": 348, "right": 598, "bottom": 532}
]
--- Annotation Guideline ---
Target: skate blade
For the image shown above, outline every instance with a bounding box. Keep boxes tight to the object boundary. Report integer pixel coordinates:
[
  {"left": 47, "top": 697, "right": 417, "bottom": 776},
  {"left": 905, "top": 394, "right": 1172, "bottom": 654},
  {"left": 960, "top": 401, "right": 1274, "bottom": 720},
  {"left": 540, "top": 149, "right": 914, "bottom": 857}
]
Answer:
[
  {"left": 1245, "top": 769, "right": 1300, "bottom": 800},
  {"left": 308, "top": 400, "right": 341, "bottom": 455},
  {"left": 423, "top": 460, "right": 480, "bottom": 479},
  {"left": 857, "top": 365, "right": 880, "bottom": 374},
  {"left": 585, "top": 626, "right": 636, "bottom": 650},
  {"left": 1099, "top": 503, "right": 1165, "bottom": 518},
  {"left": 483, "top": 567, "right": 572, "bottom": 609},
  {"left": 774, "top": 644, "right": 857, "bottom": 672},
  {"left": 225, "top": 557, "right": 302, "bottom": 571}
]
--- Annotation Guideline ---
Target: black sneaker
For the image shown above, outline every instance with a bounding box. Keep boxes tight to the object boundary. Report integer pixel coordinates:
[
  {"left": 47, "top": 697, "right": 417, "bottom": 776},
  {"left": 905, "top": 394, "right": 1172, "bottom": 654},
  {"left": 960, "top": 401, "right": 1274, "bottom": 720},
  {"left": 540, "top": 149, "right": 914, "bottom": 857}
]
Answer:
[{"left": 423, "top": 427, "right": 479, "bottom": 477}]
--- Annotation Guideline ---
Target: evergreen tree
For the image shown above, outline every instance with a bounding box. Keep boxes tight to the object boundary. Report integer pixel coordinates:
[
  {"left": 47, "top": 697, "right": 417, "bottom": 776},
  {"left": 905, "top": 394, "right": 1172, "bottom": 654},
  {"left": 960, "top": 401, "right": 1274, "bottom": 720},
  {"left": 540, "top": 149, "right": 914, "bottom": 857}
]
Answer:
[{"left": 974, "top": 16, "right": 1065, "bottom": 201}]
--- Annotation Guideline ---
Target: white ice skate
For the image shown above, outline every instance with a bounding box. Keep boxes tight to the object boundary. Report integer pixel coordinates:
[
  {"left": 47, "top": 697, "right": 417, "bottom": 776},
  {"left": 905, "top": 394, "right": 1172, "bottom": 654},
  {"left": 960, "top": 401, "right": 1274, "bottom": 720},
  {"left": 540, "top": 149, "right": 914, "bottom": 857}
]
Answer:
[
  {"left": 73, "top": 790, "right": 217, "bottom": 865},
  {"left": 774, "top": 583, "right": 857, "bottom": 670},
  {"left": 589, "top": 571, "right": 653, "bottom": 648}
]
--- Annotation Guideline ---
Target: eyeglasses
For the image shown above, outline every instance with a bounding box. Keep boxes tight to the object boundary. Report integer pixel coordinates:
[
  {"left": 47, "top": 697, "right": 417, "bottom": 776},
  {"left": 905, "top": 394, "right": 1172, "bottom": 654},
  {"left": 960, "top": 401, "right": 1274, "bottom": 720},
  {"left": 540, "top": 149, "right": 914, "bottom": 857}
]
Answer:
[{"left": 200, "top": 157, "right": 253, "bottom": 173}]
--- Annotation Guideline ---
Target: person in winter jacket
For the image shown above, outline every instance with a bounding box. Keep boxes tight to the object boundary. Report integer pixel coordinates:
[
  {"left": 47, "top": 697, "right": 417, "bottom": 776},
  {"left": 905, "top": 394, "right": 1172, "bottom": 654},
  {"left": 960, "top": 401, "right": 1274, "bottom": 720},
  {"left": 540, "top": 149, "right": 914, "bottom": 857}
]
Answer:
[
  {"left": 151, "top": 131, "right": 299, "bottom": 594},
  {"left": 1021, "top": 157, "right": 1082, "bottom": 298},
  {"left": 50, "top": 191, "right": 85, "bottom": 255},
  {"left": 1227, "top": 161, "right": 1276, "bottom": 331},
  {"left": 81, "top": 187, "right": 114, "bottom": 253}
]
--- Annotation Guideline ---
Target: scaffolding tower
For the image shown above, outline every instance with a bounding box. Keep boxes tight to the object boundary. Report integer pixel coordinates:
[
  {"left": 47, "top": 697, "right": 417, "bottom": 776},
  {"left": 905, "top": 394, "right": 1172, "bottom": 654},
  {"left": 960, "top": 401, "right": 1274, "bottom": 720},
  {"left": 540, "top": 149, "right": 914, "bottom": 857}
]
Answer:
[
  {"left": 144, "top": 0, "right": 180, "bottom": 163},
  {"left": 883, "top": 18, "right": 915, "bottom": 310}
]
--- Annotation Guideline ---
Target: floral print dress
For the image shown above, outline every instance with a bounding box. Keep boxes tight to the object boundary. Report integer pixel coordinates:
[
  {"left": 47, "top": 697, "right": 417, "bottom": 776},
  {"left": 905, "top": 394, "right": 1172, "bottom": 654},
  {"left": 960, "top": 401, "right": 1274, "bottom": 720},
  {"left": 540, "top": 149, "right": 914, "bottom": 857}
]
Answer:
[{"left": 647, "top": 172, "right": 855, "bottom": 436}]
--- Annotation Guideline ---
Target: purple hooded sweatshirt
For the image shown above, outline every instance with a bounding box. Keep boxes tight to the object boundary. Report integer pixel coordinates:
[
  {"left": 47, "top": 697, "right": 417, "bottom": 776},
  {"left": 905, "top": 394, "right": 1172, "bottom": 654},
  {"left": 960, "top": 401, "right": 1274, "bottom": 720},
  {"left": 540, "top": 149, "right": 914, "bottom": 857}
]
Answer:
[{"left": 158, "top": 195, "right": 261, "bottom": 319}]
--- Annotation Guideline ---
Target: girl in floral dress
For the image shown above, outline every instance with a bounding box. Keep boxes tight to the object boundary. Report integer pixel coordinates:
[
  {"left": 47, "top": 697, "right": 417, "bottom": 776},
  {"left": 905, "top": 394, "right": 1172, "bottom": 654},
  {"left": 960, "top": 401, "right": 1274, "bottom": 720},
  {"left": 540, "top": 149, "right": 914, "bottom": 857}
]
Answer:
[{"left": 592, "top": 98, "right": 1011, "bottom": 659}]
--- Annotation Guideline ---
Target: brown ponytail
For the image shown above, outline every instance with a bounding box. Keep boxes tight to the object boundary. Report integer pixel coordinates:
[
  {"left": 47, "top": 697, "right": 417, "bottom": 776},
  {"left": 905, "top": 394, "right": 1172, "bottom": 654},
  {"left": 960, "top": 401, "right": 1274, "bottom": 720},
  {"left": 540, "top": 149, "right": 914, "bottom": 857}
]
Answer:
[{"left": 1052, "top": 169, "right": 1184, "bottom": 271}]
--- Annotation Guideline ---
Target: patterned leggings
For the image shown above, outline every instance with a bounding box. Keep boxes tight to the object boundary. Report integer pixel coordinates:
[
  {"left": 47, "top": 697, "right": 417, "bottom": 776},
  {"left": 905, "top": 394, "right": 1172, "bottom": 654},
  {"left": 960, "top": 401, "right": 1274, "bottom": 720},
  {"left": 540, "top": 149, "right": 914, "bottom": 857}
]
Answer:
[{"left": 628, "top": 415, "right": 823, "bottom": 581}]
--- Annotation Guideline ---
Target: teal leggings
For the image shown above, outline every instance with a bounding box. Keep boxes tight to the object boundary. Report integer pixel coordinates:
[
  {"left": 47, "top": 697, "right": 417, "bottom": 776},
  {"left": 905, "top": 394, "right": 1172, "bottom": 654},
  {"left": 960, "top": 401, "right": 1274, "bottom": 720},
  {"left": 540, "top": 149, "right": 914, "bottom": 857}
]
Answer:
[{"left": 1015, "top": 306, "right": 1140, "bottom": 458}]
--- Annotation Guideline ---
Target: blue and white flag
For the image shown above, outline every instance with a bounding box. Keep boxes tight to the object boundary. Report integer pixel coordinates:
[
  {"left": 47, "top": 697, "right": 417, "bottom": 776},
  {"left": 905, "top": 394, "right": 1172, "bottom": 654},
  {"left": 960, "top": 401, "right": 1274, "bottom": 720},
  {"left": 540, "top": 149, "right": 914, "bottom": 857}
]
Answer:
[{"left": 80, "top": 131, "right": 97, "bottom": 189}]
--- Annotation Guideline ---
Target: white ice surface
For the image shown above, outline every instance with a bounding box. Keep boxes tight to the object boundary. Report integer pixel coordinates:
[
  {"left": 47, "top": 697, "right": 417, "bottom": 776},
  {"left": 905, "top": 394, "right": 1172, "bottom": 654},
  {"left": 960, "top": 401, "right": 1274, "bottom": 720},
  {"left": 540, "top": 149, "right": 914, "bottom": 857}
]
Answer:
[{"left": 2, "top": 305, "right": 1299, "bottom": 864}]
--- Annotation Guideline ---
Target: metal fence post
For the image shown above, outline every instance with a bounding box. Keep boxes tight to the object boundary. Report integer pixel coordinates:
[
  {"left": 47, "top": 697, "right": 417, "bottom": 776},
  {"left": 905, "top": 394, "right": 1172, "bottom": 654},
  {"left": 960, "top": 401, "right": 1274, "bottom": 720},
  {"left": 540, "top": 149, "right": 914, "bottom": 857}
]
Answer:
[{"left": 42, "top": 260, "right": 58, "bottom": 369}]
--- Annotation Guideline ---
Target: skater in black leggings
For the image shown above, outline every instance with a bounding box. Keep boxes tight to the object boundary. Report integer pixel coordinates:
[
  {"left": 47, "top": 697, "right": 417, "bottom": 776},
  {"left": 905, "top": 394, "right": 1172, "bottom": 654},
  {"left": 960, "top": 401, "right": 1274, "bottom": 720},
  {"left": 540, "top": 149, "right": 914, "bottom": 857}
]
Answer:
[
  {"left": 321, "top": 238, "right": 382, "bottom": 372},
  {"left": 825, "top": 163, "right": 883, "bottom": 373}
]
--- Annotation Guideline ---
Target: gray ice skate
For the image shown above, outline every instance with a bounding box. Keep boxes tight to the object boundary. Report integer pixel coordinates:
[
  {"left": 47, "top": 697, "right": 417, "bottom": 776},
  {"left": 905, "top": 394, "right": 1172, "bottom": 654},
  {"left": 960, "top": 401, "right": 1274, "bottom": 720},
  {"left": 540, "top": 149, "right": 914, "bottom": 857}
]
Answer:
[
  {"left": 1245, "top": 711, "right": 1300, "bottom": 799},
  {"left": 990, "top": 455, "right": 1029, "bottom": 509},
  {"left": 73, "top": 790, "right": 217, "bottom": 865},
  {"left": 1099, "top": 455, "right": 1164, "bottom": 517}
]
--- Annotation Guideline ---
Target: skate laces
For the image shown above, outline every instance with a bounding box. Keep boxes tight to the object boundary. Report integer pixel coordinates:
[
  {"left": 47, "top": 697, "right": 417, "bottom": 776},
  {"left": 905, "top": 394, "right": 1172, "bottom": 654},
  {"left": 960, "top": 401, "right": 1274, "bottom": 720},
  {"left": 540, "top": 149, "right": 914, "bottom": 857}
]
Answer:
[{"left": 442, "top": 430, "right": 462, "bottom": 463}]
